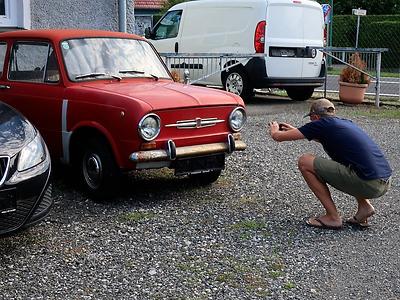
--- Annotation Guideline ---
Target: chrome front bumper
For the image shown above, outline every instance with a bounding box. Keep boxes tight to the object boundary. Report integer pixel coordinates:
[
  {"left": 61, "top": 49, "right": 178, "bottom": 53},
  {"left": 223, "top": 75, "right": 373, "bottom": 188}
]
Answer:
[{"left": 129, "top": 134, "right": 246, "bottom": 164}]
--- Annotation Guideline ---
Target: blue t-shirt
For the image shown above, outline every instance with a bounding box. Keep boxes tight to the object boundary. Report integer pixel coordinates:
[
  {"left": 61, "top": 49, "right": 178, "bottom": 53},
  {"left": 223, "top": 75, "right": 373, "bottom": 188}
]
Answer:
[{"left": 298, "top": 117, "right": 392, "bottom": 180}]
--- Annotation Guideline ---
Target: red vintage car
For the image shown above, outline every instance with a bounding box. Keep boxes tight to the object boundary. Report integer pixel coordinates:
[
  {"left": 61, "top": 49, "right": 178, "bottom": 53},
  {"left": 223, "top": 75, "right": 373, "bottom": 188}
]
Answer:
[{"left": 0, "top": 29, "right": 246, "bottom": 198}]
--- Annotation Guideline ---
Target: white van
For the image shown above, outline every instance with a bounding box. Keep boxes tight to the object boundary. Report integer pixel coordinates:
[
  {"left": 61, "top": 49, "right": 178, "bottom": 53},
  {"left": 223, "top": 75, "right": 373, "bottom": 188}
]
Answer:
[{"left": 146, "top": 0, "right": 325, "bottom": 101}]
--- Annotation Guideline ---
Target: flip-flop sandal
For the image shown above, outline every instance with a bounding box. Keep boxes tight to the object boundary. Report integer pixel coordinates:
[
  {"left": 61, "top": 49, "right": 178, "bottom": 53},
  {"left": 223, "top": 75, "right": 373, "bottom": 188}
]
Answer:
[
  {"left": 345, "top": 216, "right": 371, "bottom": 228},
  {"left": 306, "top": 217, "right": 343, "bottom": 230}
]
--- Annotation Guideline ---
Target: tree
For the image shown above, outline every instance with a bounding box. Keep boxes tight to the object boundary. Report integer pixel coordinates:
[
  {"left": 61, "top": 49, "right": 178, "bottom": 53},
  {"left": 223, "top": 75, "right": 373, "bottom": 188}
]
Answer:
[
  {"left": 316, "top": 0, "right": 400, "bottom": 15},
  {"left": 160, "top": 0, "right": 192, "bottom": 15}
]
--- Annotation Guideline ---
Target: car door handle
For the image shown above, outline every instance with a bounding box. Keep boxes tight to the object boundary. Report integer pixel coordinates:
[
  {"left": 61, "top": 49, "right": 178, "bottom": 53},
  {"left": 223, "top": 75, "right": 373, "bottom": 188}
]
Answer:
[{"left": 0, "top": 84, "right": 10, "bottom": 89}]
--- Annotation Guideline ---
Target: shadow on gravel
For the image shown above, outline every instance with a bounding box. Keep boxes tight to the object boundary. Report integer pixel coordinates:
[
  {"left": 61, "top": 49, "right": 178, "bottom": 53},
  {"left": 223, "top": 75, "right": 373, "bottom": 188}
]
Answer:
[{"left": 51, "top": 165, "right": 214, "bottom": 206}]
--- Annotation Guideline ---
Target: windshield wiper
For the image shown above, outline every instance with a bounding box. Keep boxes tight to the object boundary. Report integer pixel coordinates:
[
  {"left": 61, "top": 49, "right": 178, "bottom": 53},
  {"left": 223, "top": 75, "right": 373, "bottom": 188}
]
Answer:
[
  {"left": 119, "top": 70, "right": 145, "bottom": 75},
  {"left": 75, "top": 72, "right": 106, "bottom": 80},
  {"left": 75, "top": 72, "right": 122, "bottom": 81},
  {"left": 119, "top": 70, "right": 159, "bottom": 81}
]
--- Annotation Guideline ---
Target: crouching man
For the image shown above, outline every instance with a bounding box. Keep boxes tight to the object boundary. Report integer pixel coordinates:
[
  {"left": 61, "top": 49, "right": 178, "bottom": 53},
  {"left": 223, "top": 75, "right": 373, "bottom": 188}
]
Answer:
[{"left": 268, "top": 99, "right": 392, "bottom": 230}]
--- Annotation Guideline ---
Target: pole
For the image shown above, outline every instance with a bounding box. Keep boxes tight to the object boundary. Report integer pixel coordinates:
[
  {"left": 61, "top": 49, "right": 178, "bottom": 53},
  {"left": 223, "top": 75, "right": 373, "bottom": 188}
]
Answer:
[
  {"left": 328, "top": 0, "right": 333, "bottom": 66},
  {"left": 375, "top": 52, "right": 382, "bottom": 107},
  {"left": 118, "top": 0, "right": 127, "bottom": 33},
  {"left": 355, "top": 14, "right": 360, "bottom": 48}
]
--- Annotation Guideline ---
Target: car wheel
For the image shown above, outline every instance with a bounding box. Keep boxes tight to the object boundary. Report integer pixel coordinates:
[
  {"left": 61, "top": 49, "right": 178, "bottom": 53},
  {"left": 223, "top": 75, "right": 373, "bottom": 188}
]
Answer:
[
  {"left": 223, "top": 68, "right": 253, "bottom": 101},
  {"left": 285, "top": 87, "right": 315, "bottom": 101},
  {"left": 189, "top": 170, "right": 222, "bottom": 185},
  {"left": 80, "top": 138, "right": 120, "bottom": 199}
]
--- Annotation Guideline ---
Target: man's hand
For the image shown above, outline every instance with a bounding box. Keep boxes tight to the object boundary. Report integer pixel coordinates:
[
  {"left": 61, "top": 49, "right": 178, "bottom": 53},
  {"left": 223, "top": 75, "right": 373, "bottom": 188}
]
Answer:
[
  {"left": 268, "top": 121, "right": 304, "bottom": 142},
  {"left": 268, "top": 121, "right": 280, "bottom": 136},
  {"left": 278, "top": 122, "right": 296, "bottom": 131}
]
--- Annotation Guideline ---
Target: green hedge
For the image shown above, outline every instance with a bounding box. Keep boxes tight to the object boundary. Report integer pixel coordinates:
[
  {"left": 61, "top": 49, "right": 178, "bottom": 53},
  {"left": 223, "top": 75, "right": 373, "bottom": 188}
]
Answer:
[{"left": 332, "top": 15, "right": 400, "bottom": 71}]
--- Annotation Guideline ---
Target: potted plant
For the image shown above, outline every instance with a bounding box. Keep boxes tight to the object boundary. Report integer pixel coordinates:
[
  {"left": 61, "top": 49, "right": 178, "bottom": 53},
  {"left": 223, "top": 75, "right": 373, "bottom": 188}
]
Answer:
[{"left": 338, "top": 52, "right": 371, "bottom": 104}]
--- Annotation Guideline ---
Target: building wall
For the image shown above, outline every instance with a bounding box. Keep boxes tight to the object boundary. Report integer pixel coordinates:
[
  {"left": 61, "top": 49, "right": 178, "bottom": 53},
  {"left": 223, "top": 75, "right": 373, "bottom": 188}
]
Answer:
[{"left": 30, "top": 0, "right": 135, "bottom": 33}]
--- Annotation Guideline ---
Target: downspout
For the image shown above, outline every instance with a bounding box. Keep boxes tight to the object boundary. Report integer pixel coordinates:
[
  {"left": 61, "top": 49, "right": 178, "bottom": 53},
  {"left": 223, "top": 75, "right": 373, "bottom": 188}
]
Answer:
[{"left": 118, "top": 0, "right": 127, "bottom": 32}]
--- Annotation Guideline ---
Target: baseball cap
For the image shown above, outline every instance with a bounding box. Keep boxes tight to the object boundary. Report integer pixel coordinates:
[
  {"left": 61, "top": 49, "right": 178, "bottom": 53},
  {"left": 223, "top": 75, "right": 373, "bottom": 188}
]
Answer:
[{"left": 304, "top": 98, "right": 335, "bottom": 118}]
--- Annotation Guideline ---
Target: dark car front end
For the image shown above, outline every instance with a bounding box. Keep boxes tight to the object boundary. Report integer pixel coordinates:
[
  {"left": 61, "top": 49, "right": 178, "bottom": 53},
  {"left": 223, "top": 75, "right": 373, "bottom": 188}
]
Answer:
[{"left": 0, "top": 102, "right": 52, "bottom": 236}]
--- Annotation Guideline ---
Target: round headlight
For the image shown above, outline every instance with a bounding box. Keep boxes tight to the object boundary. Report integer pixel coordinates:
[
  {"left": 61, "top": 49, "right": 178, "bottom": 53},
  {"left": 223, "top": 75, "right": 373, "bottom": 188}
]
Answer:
[
  {"left": 229, "top": 107, "right": 246, "bottom": 132},
  {"left": 138, "top": 113, "right": 161, "bottom": 141}
]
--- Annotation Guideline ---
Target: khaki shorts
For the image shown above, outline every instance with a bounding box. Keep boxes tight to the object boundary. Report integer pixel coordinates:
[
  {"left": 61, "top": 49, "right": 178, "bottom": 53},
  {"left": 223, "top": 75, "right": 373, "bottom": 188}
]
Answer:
[{"left": 314, "top": 157, "right": 391, "bottom": 199}]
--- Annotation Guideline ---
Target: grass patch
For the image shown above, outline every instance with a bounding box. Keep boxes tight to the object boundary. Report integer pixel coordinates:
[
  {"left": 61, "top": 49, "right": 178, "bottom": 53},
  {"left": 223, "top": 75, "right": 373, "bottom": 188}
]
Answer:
[
  {"left": 119, "top": 211, "right": 155, "bottom": 223},
  {"left": 344, "top": 107, "right": 400, "bottom": 119},
  {"left": 269, "top": 270, "right": 284, "bottom": 279},
  {"left": 327, "top": 68, "right": 399, "bottom": 78},
  {"left": 230, "top": 220, "right": 266, "bottom": 231},
  {"left": 283, "top": 282, "right": 296, "bottom": 290}
]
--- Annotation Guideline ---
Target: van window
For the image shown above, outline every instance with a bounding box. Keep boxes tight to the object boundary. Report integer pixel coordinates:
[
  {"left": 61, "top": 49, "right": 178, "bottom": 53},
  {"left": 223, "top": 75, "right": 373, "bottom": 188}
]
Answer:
[
  {"left": 8, "top": 42, "right": 60, "bottom": 83},
  {"left": 153, "top": 10, "right": 182, "bottom": 40},
  {"left": 0, "top": 43, "right": 6, "bottom": 76}
]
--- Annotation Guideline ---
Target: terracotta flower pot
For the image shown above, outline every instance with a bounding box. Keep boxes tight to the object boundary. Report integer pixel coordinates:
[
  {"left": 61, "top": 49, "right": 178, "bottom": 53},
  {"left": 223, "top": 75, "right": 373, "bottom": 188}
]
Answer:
[{"left": 338, "top": 81, "right": 368, "bottom": 104}]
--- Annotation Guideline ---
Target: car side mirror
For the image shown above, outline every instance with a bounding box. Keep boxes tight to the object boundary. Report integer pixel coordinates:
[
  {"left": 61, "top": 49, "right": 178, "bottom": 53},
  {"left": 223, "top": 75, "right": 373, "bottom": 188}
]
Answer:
[{"left": 144, "top": 27, "right": 153, "bottom": 39}]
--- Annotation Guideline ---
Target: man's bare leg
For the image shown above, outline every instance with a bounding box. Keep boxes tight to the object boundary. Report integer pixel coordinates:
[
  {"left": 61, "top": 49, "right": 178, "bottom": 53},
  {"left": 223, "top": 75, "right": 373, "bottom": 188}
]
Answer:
[
  {"left": 348, "top": 198, "right": 375, "bottom": 224},
  {"left": 298, "top": 154, "right": 342, "bottom": 227}
]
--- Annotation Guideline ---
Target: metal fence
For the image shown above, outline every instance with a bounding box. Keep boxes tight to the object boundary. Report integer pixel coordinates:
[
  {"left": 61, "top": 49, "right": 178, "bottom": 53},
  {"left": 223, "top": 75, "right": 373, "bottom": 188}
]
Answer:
[
  {"left": 323, "top": 15, "right": 400, "bottom": 99},
  {"left": 160, "top": 49, "right": 399, "bottom": 106}
]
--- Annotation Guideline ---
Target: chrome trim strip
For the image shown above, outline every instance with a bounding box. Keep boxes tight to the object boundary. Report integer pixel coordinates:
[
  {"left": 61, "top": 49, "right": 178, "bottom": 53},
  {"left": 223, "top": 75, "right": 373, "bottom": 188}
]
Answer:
[
  {"left": 61, "top": 99, "right": 72, "bottom": 164},
  {"left": 129, "top": 140, "right": 246, "bottom": 163},
  {"left": 0, "top": 156, "right": 10, "bottom": 186},
  {"left": 165, "top": 117, "right": 224, "bottom": 129}
]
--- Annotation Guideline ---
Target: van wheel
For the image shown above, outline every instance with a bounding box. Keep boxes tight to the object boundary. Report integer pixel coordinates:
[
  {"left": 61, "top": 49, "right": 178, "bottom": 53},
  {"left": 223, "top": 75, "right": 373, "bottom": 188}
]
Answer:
[
  {"left": 189, "top": 170, "right": 221, "bottom": 185},
  {"left": 285, "top": 87, "right": 315, "bottom": 101},
  {"left": 223, "top": 68, "right": 253, "bottom": 101},
  {"left": 79, "top": 138, "right": 120, "bottom": 200}
]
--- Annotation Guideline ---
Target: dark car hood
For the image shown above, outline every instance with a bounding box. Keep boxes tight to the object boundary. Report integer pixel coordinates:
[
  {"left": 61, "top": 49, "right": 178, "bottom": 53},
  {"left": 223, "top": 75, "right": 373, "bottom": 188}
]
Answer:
[
  {"left": 79, "top": 79, "right": 242, "bottom": 110},
  {"left": 0, "top": 102, "right": 36, "bottom": 157}
]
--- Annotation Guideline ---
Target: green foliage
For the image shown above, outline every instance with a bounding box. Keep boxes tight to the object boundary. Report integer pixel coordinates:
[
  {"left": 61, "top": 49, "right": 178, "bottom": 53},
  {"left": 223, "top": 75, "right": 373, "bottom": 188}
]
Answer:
[
  {"left": 316, "top": 0, "right": 400, "bottom": 15},
  {"left": 332, "top": 15, "right": 400, "bottom": 71},
  {"left": 160, "top": 0, "right": 191, "bottom": 15}
]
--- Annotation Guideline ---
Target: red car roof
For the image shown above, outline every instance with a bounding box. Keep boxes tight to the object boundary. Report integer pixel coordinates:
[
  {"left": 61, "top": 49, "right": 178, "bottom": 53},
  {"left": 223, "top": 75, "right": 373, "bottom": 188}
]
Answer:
[{"left": 0, "top": 29, "right": 144, "bottom": 43}]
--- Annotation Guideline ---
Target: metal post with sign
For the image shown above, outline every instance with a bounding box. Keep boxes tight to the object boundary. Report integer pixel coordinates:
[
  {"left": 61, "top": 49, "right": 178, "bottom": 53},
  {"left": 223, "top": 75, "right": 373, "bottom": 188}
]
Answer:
[
  {"left": 352, "top": 8, "right": 367, "bottom": 48},
  {"left": 321, "top": 4, "right": 332, "bottom": 65}
]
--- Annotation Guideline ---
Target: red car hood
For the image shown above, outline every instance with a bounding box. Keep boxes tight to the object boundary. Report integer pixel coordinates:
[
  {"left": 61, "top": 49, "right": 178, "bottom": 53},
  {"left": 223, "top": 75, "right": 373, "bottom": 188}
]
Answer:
[{"left": 80, "top": 79, "right": 242, "bottom": 110}]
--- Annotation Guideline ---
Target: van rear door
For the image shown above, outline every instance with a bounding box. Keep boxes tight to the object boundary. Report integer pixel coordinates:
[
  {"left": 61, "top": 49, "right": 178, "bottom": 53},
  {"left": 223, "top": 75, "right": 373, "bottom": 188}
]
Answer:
[{"left": 265, "top": 0, "right": 323, "bottom": 78}]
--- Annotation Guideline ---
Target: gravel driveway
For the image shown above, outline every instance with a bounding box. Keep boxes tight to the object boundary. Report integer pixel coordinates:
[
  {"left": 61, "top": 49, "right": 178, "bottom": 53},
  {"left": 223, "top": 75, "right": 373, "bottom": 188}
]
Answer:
[{"left": 1, "top": 97, "right": 399, "bottom": 300}]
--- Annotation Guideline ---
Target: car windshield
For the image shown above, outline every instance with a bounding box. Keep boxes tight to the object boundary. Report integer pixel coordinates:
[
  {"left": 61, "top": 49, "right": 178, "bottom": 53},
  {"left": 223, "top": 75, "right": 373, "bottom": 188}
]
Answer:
[{"left": 60, "top": 38, "right": 171, "bottom": 81}]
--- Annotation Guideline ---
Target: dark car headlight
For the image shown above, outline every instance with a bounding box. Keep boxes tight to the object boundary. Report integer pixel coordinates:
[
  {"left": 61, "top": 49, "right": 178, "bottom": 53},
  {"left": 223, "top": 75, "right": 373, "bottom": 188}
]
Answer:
[
  {"left": 17, "top": 134, "right": 46, "bottom": 171},
  {"left": 229, "top": 107, "right": 246, "bottom": 132},
  {"left": 138, "top": 113, "right": 161, "bottom": 141}
]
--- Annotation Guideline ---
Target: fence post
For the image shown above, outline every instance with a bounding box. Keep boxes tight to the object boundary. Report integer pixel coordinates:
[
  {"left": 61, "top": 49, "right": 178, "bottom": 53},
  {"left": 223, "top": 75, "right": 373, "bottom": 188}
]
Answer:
[{"left": 375, "top": 52, "right": 382, "bottom": 107}]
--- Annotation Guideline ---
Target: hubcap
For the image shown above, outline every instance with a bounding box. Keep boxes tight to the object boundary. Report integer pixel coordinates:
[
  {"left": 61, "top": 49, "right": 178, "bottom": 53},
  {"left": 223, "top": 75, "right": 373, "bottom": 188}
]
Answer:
[
  {"left": 225, "top": 72, "right": 244, "bottom": 95},
  {"left": 83, "top": 153, "right": 103, "bottom": 190}
]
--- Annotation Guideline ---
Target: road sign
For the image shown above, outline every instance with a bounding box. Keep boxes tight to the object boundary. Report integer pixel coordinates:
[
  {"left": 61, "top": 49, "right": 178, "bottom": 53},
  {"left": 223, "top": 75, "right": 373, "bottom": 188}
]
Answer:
[
  {"left": 352, "top": 8, "right": 367, "bottom": 16},
  {"left": 321, "top": 4, "right": 331, "bottom": 24}
]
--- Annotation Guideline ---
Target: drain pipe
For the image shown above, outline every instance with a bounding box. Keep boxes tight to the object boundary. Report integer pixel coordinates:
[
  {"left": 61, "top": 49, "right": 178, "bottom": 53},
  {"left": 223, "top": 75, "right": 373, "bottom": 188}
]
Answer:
[{"left": 118, "top": 0, "right": 127, "bottom": 32}]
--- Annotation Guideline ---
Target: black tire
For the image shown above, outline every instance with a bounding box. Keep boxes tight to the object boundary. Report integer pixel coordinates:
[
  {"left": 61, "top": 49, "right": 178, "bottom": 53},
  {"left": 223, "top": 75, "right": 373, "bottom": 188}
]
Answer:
[
  {"left": 222, "top": 67, "right": 254, "bottom": 101},
  {"left": 78, "top": 138, "right": 120, "bottom": 200},
  {"left": 189, "top": 170, "right": 222, "bottom": 186},
  {"left": 285, "top": 87, "right": 315, "bottom": 101}
]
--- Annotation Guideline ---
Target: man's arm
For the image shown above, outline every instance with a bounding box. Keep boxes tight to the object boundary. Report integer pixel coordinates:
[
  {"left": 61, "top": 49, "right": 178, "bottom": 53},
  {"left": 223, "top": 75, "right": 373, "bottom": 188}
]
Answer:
[{"left": 268, "top": 121, "right": 305, "bottom": 142}]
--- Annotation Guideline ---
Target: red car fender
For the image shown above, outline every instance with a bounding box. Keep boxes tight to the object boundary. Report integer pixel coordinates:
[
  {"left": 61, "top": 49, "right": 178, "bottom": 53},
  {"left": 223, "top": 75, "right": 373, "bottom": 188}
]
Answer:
[{"left": 69, "top": 120, "right": 123, "bottom": 167}]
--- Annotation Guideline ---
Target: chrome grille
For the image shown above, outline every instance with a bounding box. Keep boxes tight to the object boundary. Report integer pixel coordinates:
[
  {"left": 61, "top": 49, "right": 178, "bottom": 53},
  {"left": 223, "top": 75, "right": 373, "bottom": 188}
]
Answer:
[
  {"left": 165, "top": 117, "right": 224, "bottom": 129},
  {"left": 0, "top": 156, "right": 10, "bottom": 186}
]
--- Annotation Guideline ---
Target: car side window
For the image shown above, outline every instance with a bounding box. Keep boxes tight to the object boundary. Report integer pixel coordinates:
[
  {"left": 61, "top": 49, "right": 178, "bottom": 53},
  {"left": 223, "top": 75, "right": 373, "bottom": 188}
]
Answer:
[
  {"left": 153, "top": 10, "right": 182, "bottom": 40},
  {"left": 0, "top": 43, "right": 6, "bottom": 77},
  {"left": 8, "top": 42, "right": 60, "bottom": 83}
]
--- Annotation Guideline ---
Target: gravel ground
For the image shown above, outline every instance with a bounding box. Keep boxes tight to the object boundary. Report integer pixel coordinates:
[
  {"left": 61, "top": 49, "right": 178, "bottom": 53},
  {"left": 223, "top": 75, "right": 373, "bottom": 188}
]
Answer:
[{"left": 1, "top": 97, "right": 399, "bottom": 300}]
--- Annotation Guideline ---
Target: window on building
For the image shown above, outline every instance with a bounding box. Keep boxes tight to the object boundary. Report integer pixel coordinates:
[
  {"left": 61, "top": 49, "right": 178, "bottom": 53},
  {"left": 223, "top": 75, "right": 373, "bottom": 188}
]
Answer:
[
  {"left": 0, "top": 0, "right": 31, "bottom": 29},
  {"left": 0, "top": 0, "right": 5, "bottom": 16}
]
